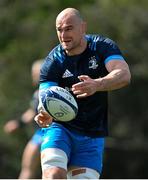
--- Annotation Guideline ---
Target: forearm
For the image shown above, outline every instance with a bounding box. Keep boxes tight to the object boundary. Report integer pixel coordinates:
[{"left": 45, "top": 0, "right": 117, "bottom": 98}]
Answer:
[{"left": 95, "top": 68, "right": 131, "bottom": 91}]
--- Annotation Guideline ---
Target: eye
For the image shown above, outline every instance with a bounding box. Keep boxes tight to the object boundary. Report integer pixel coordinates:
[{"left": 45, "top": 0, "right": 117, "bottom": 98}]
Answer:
[
  {"left": 65, "top": 26, "right": 73, "bottom": 31},
  {"left": 56, "top": 28, "right": 62, "bottom": 32},
  {"left": 56, "top": 26, "right": 73, "bottom": 33}
]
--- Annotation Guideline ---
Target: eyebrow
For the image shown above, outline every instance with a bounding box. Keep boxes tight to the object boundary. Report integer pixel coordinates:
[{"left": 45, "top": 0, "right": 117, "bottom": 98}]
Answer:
[{"left": 56, "top": 24, "right": 73, "bottom": 30}]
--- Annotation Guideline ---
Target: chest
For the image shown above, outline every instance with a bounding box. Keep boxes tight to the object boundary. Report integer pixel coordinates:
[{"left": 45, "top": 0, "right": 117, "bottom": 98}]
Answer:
[{"left": 59, "top": 50, "right": 108, "bottom": 88}]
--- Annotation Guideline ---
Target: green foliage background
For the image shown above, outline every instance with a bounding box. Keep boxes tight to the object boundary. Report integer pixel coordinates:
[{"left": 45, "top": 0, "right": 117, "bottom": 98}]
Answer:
[{"left": 0, "top": 0, "right": 148, "bottom": 178}]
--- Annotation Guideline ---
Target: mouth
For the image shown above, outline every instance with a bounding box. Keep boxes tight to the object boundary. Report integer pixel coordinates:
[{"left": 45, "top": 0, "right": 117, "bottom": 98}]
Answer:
[
  {"left": 61, "top": 39, "right": 73, "bottom": 50},
  {"left": 62, "top": 39, "right": 72, "bottom": 43}
]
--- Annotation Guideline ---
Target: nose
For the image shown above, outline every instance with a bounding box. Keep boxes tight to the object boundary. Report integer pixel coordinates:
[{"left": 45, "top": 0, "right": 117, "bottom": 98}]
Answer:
[{"left": 60, "top": 30, "right": 67, "bottom": 39}]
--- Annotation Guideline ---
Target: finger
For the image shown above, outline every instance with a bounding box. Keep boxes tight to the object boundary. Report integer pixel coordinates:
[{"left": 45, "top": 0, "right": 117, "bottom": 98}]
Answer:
[
  {"left": 34, "top": 120, "right": 43, "bottom": 127},
  {"left": 34, "top": 116, "right": 41, "bottom": 126},
  {"left": 35, "top": 114, "right": 52, "bottom": 127},
  {"left": 41, "top": 122, "right": 50, "bottom": 128},
  {"left": 34, "top": 115, "right": 39, "bottom": 122},
  {"left": 78, "top": 75, "right": 90, "bottom": 81},
  {"left": 37, "top": 113, "right": 48, "bottom": 121},
  {"left": 35, "top": 119, "right": 49, "bottom": 128},
  {"left": 76, "top": 93, "right": 88, "bottom": 98},
  {"left": 73, "top": 90, "right": 83, "bottom": 95},
  {"left": 72, "top": 82, "right": 88, "bottom": 92},
  {"left": 40, "top": 110, "right": 48, "bottom": 116},
  {"left": 41, "top": 119, "right": 52, "bottom": 127},
  {"left": 72, "top": 81, "right": 84, "bottom": 88},
  {"left": 34, "top": 116, "right": 43, "bottom": 125},
  {"left": 40, "top": 110, "right": 53, "bottom": 119}
]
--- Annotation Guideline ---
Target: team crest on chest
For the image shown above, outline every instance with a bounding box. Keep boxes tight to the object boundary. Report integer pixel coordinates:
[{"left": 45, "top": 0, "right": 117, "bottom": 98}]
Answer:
[{"left": 88, "top": 56, "right": 98, "bottom": 69}]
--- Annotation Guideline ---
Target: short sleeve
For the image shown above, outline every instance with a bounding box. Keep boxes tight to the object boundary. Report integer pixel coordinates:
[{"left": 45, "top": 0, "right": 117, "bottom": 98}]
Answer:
[
  {"left": 97, "top": 37, "right": 125, "bottom": 64},
  {"left": 40, "top": 54, "right": 62, "bottom": 83}
]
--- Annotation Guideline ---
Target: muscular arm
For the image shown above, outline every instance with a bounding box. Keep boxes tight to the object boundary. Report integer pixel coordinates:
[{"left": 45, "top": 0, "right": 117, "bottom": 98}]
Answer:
[
  {"left": 72, "top": 60, "right": 131, "bottom": 98},
  {"left": 95, "top": 60, "right": 131, "bottom": 91}
]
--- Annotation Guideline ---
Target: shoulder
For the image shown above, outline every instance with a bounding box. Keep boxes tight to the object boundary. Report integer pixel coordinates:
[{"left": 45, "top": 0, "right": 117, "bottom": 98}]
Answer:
[
  {"left": 86, "top": 34, "right": 118, "bottom": 51},
  {"left": 40, "top": 45, "right": 65, "bottom": 78},
  {"left": 41, "top": 45, "right": 65, "bottom": 72},
  {"left": 46, "top": 44, "right": 66, "bottom": 63}
]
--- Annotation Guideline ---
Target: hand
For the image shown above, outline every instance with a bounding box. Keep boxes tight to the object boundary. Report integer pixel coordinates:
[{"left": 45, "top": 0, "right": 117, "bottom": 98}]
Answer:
[
  {"left": 34, "top": 110, "right": 53, "bottom": 128},
  {"left": 72, "top": 75, "right": 98, "bottom": 98}
]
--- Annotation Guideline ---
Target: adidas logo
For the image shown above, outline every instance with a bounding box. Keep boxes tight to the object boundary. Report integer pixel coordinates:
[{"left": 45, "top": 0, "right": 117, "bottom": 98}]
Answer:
[{"left": 62, "top": 69, "right": 74, "bottom": 78}]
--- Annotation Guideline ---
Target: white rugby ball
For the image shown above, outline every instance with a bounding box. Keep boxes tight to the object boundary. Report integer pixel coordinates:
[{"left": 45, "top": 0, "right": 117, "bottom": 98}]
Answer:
[{"left": 41, "top": 86, "right": 78, "bottom": 122}]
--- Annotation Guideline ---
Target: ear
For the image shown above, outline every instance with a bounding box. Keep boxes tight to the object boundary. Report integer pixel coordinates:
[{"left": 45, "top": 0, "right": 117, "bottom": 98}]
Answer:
[{"left": 81, "top": 21, "right": 87, "bottom": 34}]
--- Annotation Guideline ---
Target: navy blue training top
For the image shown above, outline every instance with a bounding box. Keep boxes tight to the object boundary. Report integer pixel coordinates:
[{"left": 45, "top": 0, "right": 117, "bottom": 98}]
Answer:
[{"left": 40, "top": 34, "right": 125, "bottom": 137}]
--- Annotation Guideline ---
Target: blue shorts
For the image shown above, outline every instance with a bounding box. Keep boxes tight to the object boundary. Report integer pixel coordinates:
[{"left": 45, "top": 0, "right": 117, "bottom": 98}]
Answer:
[
  {"left": 31, "top": 129, "right": 43, "bottom": 146},
  {"left": 41, "top": 122, "right": 105, "bottom": 173}
]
